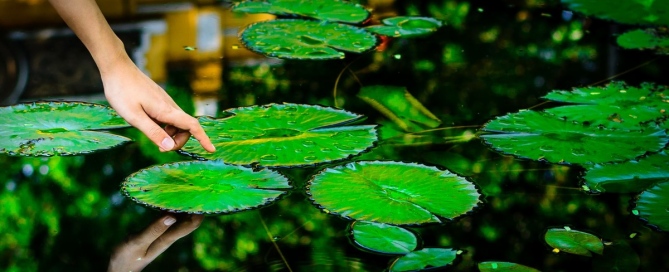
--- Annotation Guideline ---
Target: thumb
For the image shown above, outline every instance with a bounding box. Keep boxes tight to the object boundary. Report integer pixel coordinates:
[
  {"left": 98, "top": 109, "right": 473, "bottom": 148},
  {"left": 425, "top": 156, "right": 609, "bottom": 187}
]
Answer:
[{"left": 131, "top": 115, "right": 175, "bottom": 151}]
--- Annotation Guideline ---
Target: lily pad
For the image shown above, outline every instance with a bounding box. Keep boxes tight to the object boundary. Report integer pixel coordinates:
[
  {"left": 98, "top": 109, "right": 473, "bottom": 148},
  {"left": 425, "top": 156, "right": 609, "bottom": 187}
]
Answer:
[
  {"left": 544, "top": 227, "right": 604, "bottom": 257},
  {"left": 584, "top": 151, "right": 669, "bottom": 193},
  {"left": 0, "top": 102, "right": 130, "bottom": 156},
  {"left": 617, "top": 29, "right": 669, "bottom": 54},
  {"left": 561, "top": 0, "right": 669, "bottom": 26},
  {"left": 543, "top": 82, "right": 669, "bottom": 130},
  {"left": 349, "top": 221, "right": 418, "bottom": 255},
  {"left": 232, "top": 0, "right": 370, "bottom": 24},
  {"left": 633, "top": 180, "right": 669, "bottom": 231},
  {"left": 180, "top": 103, "right": 377, "bottom": 167},
  {"left": 358, "top": 85, "right": 441, "bottom": 132},
  {"left": 480, "top": 110, "right": 668, "bottom": 164},
  {"left": 122, "top": 160, "right": 291, "bottom": 214},
  {"left": 307, "top": 161, "right": 481, "bottom": 225},
  {"left": 478, "top": 261, "right": 541, "bottom": 272},
  {"left": 366, "top": 16, "right": 443, "bottom": 38},
  {"left": 389, "top": 248, "right": 459, "bottom": 272},
  {"left": 239, "top": 19, "right": 377, "bottom": 60}
]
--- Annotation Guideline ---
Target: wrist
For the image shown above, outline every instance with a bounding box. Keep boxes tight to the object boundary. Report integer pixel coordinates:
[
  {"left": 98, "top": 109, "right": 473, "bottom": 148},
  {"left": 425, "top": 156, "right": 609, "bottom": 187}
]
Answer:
[{"left": 95, "top": 37, "right": 133, "bottom": 75}]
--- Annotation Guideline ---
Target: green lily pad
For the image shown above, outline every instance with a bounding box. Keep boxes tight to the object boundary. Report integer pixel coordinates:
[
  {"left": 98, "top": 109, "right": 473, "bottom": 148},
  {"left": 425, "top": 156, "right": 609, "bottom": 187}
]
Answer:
[
  {"left": 543, "top": 82, "right": 669, "bottom": 130},
  {"left": 239, "top": 19, "right": 377, "bottom": 60},
  {"left": 366, "top": 16, "right": 443, "bottom": 38},
  {"left": 584, "top": 151, "right": 669, "bottom": 193},
  {"left": 307, "top": 161, "right": 481, "bottom": 225},
  {"left": 358, "top": 85, "right": 441, "bottom": 132},
  {"left": 633, "top": 180, "right": 669, "bottom": 231},
  {"left": 478, "top": 261, "right": 541, "bottom": 272},
  {"left": 180, "top": 103, "right": 377, "bottom": 167},
  {"left": 0, "top": 102, "right": 130, "bottom": 156},
  {"left": 349, "top": 221, "right": 418, "bottom": 255},
  {"left": 232, "top": 0, "right": 370, "bottom": 24},
  {"left": 617, "top": 29, "right": 669, "bottom": 54},
  {"left": 480, "top": 110, "right": 669, "bottom": 164},
  {"left": 122, "top": 160, "right": 291, "bottom": 214},
  {"left": 389, "top": 248, "right": 459, "bottom": 272},
  {"left": 544, "top": 227, "right": 604, "bottom": 257},
  {"left": 561, "top": 0, "right": 669, "bottom": 26}
]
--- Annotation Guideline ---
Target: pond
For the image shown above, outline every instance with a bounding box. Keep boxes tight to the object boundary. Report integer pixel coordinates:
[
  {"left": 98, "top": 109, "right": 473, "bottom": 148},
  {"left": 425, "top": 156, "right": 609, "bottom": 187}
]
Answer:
[{"left": 1, "top": 0, "right": 669, "bottom": 271}]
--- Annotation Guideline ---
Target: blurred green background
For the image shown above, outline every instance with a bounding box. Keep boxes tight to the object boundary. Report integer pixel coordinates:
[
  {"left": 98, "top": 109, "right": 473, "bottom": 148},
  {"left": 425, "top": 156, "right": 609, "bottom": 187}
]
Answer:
[{"left": 1, "top": 0, "right": 669, "bottom": 271}]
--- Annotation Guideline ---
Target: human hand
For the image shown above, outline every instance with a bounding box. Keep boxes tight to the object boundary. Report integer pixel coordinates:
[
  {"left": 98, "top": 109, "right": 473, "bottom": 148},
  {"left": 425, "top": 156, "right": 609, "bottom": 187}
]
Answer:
[
  {"left": 107, "top": 214, "right": 204, "bottom": 272},
  {"left": 100, "top": 55, "right": 215, "bottom": 153}
]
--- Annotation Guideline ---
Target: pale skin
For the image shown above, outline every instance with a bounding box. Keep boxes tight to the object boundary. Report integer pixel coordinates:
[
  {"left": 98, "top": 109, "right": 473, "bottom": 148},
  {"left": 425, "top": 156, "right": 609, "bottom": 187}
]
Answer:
[{"left": 47, "top": 0, "right": 213, "bottom": 270}]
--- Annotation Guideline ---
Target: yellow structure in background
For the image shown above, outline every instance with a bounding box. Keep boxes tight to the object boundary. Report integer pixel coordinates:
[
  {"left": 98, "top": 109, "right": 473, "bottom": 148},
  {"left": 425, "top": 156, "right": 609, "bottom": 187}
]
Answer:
[{"left": 0, "top": 0, "right": 274, "bottom": 96}]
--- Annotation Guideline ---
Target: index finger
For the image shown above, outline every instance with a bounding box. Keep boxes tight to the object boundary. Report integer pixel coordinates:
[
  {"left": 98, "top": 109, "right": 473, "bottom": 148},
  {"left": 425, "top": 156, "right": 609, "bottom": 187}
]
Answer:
[{"left": 167, "top": 111, "right": 216, "bottom": 153}]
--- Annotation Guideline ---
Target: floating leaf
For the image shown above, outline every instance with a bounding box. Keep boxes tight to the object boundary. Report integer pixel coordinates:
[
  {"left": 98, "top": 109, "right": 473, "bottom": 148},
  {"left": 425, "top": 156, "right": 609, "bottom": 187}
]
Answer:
[
  {"left": 584, "top": 151, "right": 669, "bottom": 193},
  {"left": 591, "top": 241, "right": 640, "bottom": 272},
  {"left": 307, "top": 161, "right": 481, "bottom": 225},
  {"left": 478, "top": 261, "right": 541, "bottom": 272},
  {"left": 544, "top": 228, "right": 604, "bottom": 257},
  {"left": 389, "top": 248, "right": 458, "bottom": 272},
  {"left": 365, "top": 16, "right": 443, "bottom": 38},
  {"left": 0, "top": 102, "right": 130, "bottom": 156},
  {"left": 349, "top": 221, "right": 418, "bottom": 254},
  {"left": 122, "top": 160, "right": 291, "bottom": 214},
  {"left": 480, "top": 110, "right": 668, "bottom": 164},
  {"left": 232, "top": 0, "right": 370, "bottom": 24},
  {"left": 239, "top": 19, "right": 377, "bottom": 60},
  {"left": 544, "top": 82, "right": 669, "bottom": 130},
  {"left": 180, "top": 103, "right": 377, "bottom": 167},
  {"left": 358, "top": 85, "right": 441, "bottom": 132},
  {"left": 561, "top": 0, "right": 669, "bottom": 26},
  {"left": 634, "top": 180, "right": 669, "bottom": 231},
  {"left": 617, "top": 29, "right": 669, "bottom": 54}
]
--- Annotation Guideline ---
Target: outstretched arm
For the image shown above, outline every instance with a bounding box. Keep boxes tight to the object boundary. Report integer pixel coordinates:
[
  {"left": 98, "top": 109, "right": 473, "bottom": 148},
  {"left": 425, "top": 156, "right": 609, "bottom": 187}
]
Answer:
[{"left": 48, "top": 0, "right": 215, "bottom": 152}]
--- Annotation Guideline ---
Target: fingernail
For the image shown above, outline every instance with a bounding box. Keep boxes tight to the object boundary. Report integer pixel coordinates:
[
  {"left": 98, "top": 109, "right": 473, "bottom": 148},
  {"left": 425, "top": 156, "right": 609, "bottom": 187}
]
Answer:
[
  {"left": 164, "top": 216, "right": 176, "bottom": 226},
  {"left": 161, "top": 137, "right": 175, "bottom": 150},
  {"left": 210, "top": 144, "right": 216, "bottom": 152}
]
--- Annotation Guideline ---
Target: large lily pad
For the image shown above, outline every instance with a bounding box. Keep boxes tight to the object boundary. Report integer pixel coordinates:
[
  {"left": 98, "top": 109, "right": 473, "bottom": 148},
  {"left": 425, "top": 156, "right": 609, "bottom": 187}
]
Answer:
[
  {"left": 584, "top": 151, "right": 669, "bottom": 193},
  {"left": 180, "top": 103, "right": 377, "bottom": 167},
  {"left": 358, "top": 85, "right": 441, "bottom": 132},
  {"left": 232, "top": 0, "right": 370, "bottom": 24},
  {"left": 543, "top": 82, "right": 668, "bottom": 130},
  {"left": 239, "top": 19, "right": 377, "bottom": 60},
  {"left": 633, "top": 180, "right": 669, "bottom": 231},
  {"left": 561, "top": 0, "right": 669, "bottom": 26},
  {"left": 0, "top": 102, "right": 130, "bottom": 156},
  {"left": 544, "top": 227, "right": 604, "bottom": 257},
  {"left": 480, "top": 110, "right": 668, "bottom": 164},
  {"left": 365, "top": 16, "right": 443, "bottom": 38},
  {"left": 122, "top": 160, "right": 291, "bottom": 214},
  {"left": 349, "top": 221, "right": 418, "bottom": 255},
  {"left": 307, "top": 161, "right": 481, "bottom": 225},
  {"left": 389, "top": 248, "right": 459, "bottom": 272},
  {"left": 617, "top": 29, "right": 669, "bottom": 54},
  {"left": 478, "top": 261, "right": 541, "bottom": 272}
]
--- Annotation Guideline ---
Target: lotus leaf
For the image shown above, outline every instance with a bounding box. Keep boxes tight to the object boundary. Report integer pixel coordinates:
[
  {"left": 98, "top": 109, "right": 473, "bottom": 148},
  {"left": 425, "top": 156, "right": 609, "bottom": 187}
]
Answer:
[
  {"left": 634, "top": 180, "right": 669, "bottom": 231},
  {"left": 0, "top": 102, "right": 130, "bottom": 156},
  {"left": 561, "top": 0, "right": 669, "bottom": 26},
  {"left": 240, "top": 19, "right": 377, "bottom": 60},
  {"left": 389, "top": 248, "right": 458, "bottom": 271},
  {"left": 366, "top": 16, "right": 443, "bottom": 38},
  {"left": 584, "top": 151, "right": 669, "bottom": 193},
  {"left": 122, "top": 160, "right": 291, "bottom": 214},
  {"left": 180, "top": 103, "right": 377, "bottom": 167},
  {"left": 349, "top": 221, "right": 418, "bottom": 254},
  {"left": 307, "top": 161, "right": 481, "bottom": 225},
  {"left": 480, "top": 110, "right": 668, "bottom": 164},
  {"left": 544, "top": 228, "right": 603, "bottom": 257},
  {"left": 617, "top": 29, "right": 669, "bottom": 54},
  {"left": 233, "top": 0, "right": 369, "bottom": 24},
  {"left": 478, "top": 261, "right": 541, "bottom": 272}
]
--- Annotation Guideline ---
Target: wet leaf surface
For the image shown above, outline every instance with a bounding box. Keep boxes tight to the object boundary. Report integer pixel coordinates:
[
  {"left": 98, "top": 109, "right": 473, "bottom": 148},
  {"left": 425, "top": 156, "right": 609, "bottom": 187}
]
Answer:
[
  {"left": 122, "top": 160, "right": 291, "bottom": 214},
  {"left": 366, "top": 16, "right": 443, "bottom": 38},
  {"left": 561, "top": 0, "right": 669, "bottom": 26},
  {"left": 544, "top": 228, "right": 603, "bottom": 257},
  {"left": 0, "top": 102, "right": 130, "bottom": 156},
  {"left": 180, "top": 103, "right": 377, "bottom": 167},
  {"left": 584, "top": 151, "right": 669, "bottom": 193},
  {"left": 634, "top": 180, "right": 669, "bottom": 231},
  {"left": 389, "top": 248, "right": 458, "bottom": 271},
  {"left": 349, "top": 221, "right": 418, "bottom": 254},
  {"left": 478, "top": 261, "right": 541, "bottom": 272},
  {"left": 308, "top": 161, "right": 481, "bottom": 225},
  {"left": 233, "top": 0, "right": 370, "bottom": 24}
]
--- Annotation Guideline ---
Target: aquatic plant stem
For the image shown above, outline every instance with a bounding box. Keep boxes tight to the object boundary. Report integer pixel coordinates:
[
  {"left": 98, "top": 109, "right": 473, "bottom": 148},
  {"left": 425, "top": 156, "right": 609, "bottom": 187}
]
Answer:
[
  {"left": 258, "top": 211, "right": 293, "bottom": 272},
  {"left": 333, "top": 56, "right": 365, "bottom": 108}
]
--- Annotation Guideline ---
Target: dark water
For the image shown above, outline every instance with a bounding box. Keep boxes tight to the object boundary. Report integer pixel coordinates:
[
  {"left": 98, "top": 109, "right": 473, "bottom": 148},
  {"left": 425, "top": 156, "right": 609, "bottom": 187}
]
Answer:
[{"left": 2, "top": 0, "right": 669, "bottom": 271}]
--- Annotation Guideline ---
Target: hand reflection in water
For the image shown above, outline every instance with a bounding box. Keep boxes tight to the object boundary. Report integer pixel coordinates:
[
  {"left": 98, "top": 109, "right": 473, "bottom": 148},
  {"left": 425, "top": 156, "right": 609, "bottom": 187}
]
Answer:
[{"left": 107, "top": 214, "right": 204, "bottom": 272}]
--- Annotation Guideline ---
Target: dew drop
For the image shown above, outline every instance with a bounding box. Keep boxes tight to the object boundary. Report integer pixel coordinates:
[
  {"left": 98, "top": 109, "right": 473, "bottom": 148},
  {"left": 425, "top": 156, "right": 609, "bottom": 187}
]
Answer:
[
  {"left": 260, "top": 154, "right": 278, "bottom": 161},
  {"left": 334, "top": 144, "right": 354, "bottom": 151},
  {"left": 287, "top": 121, "right": 297, "bottom": 125},
  {"left": 302, "top": 141, "right": 316, "bottom": 147},
  {"left": 295, "top": 149, "right": 303, "bottom": 153},
  {"left": 304, "top": 156, "right": 317, "bottom": 161},
  {"left": 321, "top": 148, "right": 332, "bottom": 152}
]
